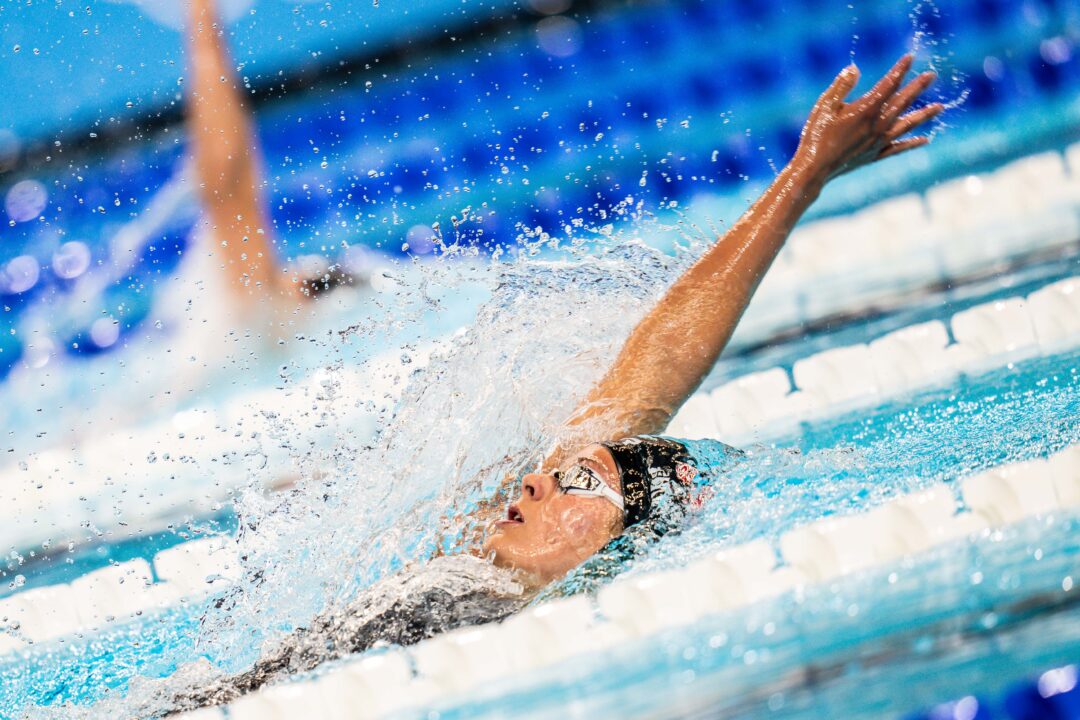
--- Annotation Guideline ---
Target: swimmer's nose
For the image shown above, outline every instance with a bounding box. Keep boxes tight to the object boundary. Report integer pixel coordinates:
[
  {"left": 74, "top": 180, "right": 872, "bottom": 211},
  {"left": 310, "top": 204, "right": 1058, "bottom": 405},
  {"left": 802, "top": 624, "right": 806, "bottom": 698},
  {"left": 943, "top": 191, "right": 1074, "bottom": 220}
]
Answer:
[{"left": 521, "top": 472, "right": 556, "bottom": 502}]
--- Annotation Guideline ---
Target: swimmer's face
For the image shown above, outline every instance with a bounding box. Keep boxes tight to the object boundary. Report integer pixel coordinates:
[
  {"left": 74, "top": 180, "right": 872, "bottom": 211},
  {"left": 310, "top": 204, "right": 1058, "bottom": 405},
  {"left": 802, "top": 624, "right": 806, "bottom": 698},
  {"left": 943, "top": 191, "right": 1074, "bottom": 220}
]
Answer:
[{"left": 482, "top": 444, "right": 623, "bottom": 587}]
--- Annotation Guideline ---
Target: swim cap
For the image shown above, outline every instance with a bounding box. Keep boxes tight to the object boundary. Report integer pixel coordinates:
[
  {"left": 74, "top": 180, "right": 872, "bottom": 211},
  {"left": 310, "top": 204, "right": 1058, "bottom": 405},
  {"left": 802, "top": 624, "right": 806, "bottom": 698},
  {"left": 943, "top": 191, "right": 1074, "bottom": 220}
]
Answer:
[{"left": 601, "top": 435, "right": 701, "bottom": 534}]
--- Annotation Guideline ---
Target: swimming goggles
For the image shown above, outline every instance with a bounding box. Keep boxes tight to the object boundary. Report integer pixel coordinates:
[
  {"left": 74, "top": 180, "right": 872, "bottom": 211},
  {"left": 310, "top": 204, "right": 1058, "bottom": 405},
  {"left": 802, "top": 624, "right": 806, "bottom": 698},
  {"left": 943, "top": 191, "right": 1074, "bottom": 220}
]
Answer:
[{"left": 554, "top": 464, "right": 625, "bottom": 511}]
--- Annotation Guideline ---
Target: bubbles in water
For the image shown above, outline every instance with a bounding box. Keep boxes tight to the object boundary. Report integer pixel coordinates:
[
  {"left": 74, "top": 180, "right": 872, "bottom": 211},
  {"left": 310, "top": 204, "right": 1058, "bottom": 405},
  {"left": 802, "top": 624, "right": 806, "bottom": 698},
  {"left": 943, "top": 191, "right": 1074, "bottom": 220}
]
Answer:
[
  {"left": 23, "top": 338, "right": 54, "bottom": 369},
  {"left": 536, "top": 16, "right": 582, "bottom": 58},
  {"left": 1037, "top": 665, "right": 1078, "bottom": 699},
  {"left": 1039, "top": 37, "right": 1072, "bottom": 66},
  {"left": 4, "top": 179, "right": 47, "bottom": 223},
  {"left": 1, "top": 255, "right": 40, "bottom": 293},
  {"left": 982, "top": 56, "right": 1005, "bottom": 81},
  {"left": 90, "top": 317, "right": 120, "bottom": 348},
  {"left": 52, "top": 240, "right": 92, "bottom": 279},
  {"left": 405, "top": 224, "right": 437, "bottom": 255}
]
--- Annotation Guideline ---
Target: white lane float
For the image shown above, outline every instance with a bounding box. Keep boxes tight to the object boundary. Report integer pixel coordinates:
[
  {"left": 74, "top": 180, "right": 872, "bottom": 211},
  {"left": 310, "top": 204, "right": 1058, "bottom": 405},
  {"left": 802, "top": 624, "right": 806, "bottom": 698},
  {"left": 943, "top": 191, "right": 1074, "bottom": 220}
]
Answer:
[
  {"left": 668, "top": 272, "right": 1079, "bottom": 445},
  {"left": 145, "top": 440, "right": 1080, "bottom": 720}
]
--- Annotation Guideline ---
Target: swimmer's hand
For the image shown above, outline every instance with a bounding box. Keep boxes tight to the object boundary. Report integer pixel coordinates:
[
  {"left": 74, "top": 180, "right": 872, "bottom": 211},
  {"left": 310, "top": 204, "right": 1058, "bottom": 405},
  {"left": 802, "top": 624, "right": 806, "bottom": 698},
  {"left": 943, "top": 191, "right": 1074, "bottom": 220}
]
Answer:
[{"left": 794, "top": 54, "right": 943, "bottom": 181}]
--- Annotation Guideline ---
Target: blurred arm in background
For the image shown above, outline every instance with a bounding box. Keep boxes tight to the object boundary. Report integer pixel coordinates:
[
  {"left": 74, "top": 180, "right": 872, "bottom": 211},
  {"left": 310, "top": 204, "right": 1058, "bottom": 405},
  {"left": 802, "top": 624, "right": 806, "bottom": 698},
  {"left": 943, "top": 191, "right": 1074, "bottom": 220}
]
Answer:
[
  {"left": 545, "top": 54, "right": 943, "bottom": 468},
  {"left": 187, "top": 0, "right": 303, "bottom": 307}
]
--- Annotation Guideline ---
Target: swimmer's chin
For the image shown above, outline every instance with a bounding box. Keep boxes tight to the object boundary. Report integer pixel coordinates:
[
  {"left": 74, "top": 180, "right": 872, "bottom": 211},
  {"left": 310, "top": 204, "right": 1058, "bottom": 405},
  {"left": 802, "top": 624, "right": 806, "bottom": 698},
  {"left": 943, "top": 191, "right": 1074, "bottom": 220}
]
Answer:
[
  {"left": 477, "top": 536, "right": 549, "bottom": 589},
  {"left": 477, "top": 529, "right": 504, "bottom": 566},
  {"left": 480, "top": 532, "right": 514, "bottom": 566},
  {"left": 479, "top": 520, "right": 520, "bottom": 558}
]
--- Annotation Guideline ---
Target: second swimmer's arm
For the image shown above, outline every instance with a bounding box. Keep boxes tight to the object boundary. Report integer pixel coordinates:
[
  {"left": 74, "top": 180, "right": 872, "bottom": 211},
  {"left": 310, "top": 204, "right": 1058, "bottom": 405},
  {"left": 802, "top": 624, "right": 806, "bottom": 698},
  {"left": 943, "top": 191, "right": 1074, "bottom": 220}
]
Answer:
[
  {"left": 548, "top": 55, "right": 942, "bottom": 465},
  {"left": 187, "top": 0, "right": 290, "bottom": 302}
]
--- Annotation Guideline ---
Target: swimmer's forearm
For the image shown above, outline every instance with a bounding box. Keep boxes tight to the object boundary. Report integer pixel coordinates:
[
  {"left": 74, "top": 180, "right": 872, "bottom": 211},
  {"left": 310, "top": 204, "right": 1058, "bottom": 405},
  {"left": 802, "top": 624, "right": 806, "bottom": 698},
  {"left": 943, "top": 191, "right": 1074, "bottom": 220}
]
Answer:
[
  {"left": 187, "top": 0, "right": 282, "bottom": 299},
  {"left": 623, "top": 157, "right": 825, "bottom": 402},
  {"left": 188, "top": 0, "right": 254, "bottom": 193},
  {"left": 559, "top": 158, "right": 825, "bottom": 448}
]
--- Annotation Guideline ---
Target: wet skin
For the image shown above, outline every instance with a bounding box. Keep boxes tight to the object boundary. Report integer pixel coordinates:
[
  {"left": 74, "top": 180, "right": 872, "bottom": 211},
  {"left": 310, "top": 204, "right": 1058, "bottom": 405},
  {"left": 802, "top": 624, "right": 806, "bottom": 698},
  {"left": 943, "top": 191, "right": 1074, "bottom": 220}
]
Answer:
[{"left": 482, "top": 444, "right": 625, "bottom": 587}]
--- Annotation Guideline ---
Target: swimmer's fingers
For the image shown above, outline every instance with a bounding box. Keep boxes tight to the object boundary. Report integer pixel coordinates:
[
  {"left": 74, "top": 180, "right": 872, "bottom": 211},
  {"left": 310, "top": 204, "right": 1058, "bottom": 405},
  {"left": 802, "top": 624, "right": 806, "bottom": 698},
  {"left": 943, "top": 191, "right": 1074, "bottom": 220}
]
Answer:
[
  {"left": 852, "top": 54, "right": 913, "bottom": 115},
  {"left": 820, "top": 64, "right": 861, "bottom": 107},
  {"left": 877, "top": 136, "right": 931, "bottom": 160},
  {"left": 881, "top": 71, "right": 938, "bottom": 126},
  {"left": 887, "top": 103, "right": 944, "bottom": 140}
]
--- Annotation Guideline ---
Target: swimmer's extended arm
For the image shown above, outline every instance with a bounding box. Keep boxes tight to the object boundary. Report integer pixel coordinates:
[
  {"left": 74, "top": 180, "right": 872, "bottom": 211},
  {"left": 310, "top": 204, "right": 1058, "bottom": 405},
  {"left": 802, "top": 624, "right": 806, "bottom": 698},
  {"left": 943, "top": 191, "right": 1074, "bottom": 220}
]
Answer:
[
  {"left": 187, "top": 0, "right": 296, "bottom": 303},
  {"left": 549, "top": 55, "right": 942, "bottom": 465}
]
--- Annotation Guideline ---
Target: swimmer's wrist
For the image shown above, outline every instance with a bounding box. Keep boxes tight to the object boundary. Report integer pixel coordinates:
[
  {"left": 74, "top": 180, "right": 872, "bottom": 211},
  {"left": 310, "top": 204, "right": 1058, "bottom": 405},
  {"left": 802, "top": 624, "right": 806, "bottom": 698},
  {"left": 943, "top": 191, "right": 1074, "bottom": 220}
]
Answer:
[{"left": 782, "top": 155, "right": 829, "bottom": 202}]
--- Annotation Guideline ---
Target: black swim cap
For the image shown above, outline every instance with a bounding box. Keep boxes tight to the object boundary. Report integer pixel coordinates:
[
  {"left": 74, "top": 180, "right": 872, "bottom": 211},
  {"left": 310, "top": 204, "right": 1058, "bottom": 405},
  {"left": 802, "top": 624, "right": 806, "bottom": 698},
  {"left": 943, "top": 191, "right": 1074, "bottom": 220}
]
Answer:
[{"left": 601, "top": 435, "right": 700, "bottom": 534}]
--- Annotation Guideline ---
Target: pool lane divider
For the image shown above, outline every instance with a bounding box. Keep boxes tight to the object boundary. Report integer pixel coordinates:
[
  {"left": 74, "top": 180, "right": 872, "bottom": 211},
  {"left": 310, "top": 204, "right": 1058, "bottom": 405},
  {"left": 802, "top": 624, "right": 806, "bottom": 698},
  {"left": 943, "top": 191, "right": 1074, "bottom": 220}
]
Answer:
[
  {"left": 731, "top": 145, "right": 1080, "bottom": 343},
  {"left": 184, "top": 442, "right": 1079, "bottom": 720},
  {"left": 3, "top": 143, "right": 1079, "bottom": 558},
  {"left": 0, "top": 342, "right": 443, "bottom": 554},
  {"left": 0, "top": 536, "right": 239, "bottom": 655},
  {"left": 0, "top": 272, "right": 1077, "bottom": 657},
  {"left": 667, "top": 274, "right": 1080, "bottom": 443},
  {"left": 1, "top": 441, "right": 1077, "bottom": 719}
]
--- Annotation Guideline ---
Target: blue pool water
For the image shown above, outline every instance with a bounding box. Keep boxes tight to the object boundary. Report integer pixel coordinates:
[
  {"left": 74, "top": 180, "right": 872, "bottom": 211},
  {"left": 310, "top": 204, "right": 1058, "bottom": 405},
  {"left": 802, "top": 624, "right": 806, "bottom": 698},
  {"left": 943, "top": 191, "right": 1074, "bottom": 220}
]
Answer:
[
  {"left": 2, "top": 0, "right": 1079, "bottom": 717},
  {"left": 433, "top": 516, "right": 1080, "bottom": 719},
  {"left": 2, "top": 257, "right": 1077, "bottom": 717},
  {"left": 1, "top": 0, "right": 1077, "bottom": 385}
]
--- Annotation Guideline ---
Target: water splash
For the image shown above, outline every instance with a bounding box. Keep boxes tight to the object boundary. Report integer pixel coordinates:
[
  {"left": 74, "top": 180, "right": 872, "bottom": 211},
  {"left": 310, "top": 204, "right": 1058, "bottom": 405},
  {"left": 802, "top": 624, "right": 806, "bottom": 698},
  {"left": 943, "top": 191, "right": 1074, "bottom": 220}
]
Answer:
[{"left": 909, "top": 0, "right": 969, "bottom": 125}]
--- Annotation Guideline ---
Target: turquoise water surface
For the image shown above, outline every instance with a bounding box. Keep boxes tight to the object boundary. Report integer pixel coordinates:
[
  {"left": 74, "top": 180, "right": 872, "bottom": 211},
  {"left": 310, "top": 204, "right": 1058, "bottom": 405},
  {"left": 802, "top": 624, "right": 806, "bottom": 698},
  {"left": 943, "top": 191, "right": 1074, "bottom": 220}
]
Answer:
[{"left": 3, "top": 274, "right": 1077, "bottom": 717}]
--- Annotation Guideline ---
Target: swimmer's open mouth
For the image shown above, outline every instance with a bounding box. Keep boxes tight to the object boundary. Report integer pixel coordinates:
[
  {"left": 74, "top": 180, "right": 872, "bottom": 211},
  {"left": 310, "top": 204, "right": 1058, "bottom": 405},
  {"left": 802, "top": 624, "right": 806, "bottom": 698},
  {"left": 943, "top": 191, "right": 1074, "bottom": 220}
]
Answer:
[{"left": 496, "top": 504, "right": 524, "bottom": 526}]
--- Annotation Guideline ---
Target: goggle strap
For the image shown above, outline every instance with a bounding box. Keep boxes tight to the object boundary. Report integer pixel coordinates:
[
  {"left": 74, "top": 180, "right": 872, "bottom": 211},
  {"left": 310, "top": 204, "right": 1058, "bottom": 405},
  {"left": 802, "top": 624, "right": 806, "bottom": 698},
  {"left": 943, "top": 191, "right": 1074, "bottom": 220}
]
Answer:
[{"left": 565, "top": 484, "right": 624, "bottom": 510}]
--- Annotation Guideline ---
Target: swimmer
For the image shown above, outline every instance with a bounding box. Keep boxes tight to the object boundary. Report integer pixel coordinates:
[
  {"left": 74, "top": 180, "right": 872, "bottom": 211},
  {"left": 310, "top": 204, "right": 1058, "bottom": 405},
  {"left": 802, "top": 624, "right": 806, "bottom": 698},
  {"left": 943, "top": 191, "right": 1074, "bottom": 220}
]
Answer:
[
  {"left": 187, "top": 0, "right": 364, "bottom": 310},
  {"left": 153, "top": 39, "right": 942, "bottom": 711},
  {"left": 482, "top": 52, "right": 943, "bottom": 588}
]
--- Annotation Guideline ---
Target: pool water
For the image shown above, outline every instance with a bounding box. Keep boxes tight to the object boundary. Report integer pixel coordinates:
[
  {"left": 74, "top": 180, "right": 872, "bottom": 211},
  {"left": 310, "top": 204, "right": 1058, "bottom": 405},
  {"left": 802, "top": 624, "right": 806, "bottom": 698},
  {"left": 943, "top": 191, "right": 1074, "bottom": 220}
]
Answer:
[
  {"left": 432, "top": 518, "right": 1080, "bottom": 719},
  {"left": 418, "top": 347, "right": 1080, "bottom": 719},
  {"left": 1, "top": 251, "right": 1076, "bottom": 717},
  {"left": 1, "top": 0, "right": 1079, "bottom": 717}
]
